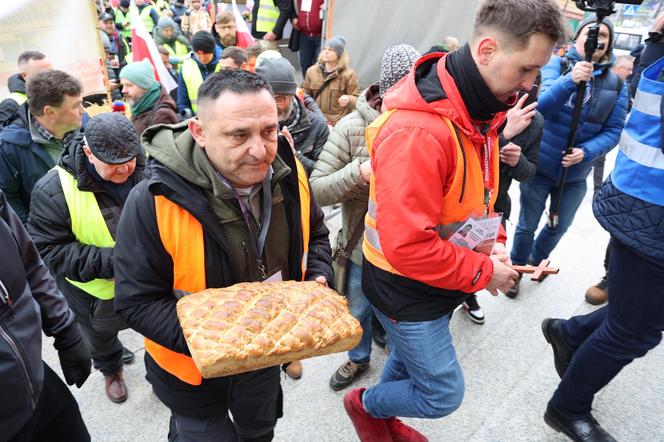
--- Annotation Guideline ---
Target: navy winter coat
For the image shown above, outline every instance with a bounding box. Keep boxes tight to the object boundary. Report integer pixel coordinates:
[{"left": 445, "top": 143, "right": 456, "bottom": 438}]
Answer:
[{"left": 536, "top": 48, "right": 628, "bottom": 183}]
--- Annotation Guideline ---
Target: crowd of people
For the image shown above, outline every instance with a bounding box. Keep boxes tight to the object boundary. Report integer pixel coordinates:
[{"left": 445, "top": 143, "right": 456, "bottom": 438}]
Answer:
[{"left": 1, "top": 0, "right": 663, "bottom": 441}]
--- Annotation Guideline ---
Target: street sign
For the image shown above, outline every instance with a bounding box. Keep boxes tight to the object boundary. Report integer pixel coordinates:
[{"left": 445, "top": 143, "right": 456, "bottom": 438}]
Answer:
[{"left": 623, "top": 4, "right": 639, "bottom": 16}]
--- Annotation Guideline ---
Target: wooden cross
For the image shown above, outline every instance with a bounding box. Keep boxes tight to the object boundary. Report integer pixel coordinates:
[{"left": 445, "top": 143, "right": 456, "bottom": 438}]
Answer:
[{"left": 511, "top": 259, "right": 559, "bottom": 282}]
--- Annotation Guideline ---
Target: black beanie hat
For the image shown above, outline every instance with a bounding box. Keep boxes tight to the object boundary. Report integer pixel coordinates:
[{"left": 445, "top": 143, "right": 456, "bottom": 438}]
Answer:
[{"left": 192, "top": 31, "right": 217, "bottom": 54}]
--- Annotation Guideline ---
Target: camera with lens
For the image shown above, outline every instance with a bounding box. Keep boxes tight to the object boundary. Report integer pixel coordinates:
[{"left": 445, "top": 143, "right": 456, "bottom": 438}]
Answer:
[{"left": 575, "top": 0, "right": 644, "bottom": 16}]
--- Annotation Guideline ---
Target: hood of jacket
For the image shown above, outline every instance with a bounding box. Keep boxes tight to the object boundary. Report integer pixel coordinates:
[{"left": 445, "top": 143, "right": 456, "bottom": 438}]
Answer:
[
  {"left": 565, "top": 46, "right": 615, "bottom": 71},
  {"left": 190, "top": 45, "right": 222, "bottom": 71},
  {"left": 383, "top": 52, "right": 507, "bottom": 144},
  {"left": 7, "top": 74, "right": 26, "bottom": 94}
]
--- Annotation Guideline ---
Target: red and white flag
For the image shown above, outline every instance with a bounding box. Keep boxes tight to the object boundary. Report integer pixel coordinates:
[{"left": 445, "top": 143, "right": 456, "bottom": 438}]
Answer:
[
  {"left": 231, "top": 0, "right": 255, "bottom": 48},
  {"left": 130, "top": 0, "right": 177, "bottom": 91}
]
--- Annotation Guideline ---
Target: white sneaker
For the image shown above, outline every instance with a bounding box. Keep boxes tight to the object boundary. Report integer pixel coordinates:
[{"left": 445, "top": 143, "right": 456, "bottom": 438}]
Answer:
[{"left": 463, "top": 298, "right": 485, "bottom": 324}]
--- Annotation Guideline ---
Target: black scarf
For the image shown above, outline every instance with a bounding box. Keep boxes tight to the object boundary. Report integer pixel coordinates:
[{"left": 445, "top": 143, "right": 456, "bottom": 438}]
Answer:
[{"left": 446, "top": 44, "right": 512, "bottom": 122}]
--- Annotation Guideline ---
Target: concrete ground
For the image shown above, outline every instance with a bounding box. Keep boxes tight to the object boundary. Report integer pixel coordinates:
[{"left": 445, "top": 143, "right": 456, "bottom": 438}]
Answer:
[{"left": 41, "top": 150, "right": 664, "bottom": 441}]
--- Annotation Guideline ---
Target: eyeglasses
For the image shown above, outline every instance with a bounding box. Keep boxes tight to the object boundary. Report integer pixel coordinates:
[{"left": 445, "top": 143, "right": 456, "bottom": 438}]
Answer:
[{"left": 274, "top": 95, "right": 292, "bottom": 105}]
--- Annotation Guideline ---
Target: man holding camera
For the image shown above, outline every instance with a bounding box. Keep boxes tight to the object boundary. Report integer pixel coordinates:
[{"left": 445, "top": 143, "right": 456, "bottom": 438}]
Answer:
[
  {"left": 508, "top": 16, "right": 628, "bottom": 298},
  {"left": 542, "top": 12, "right": 664, "bottom": 442}
]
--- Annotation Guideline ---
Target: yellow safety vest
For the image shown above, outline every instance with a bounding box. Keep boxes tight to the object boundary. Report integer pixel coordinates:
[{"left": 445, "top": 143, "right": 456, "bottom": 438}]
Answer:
[
  {"left": 256, "top": 0, "right": 280, "bottom": 33},
  {"left": 56, "top": 166, "right": 116, "bottom": 300},
  {"left": 145, "top": 157, "right": 311, "bottom": 385},
  {"left": 181, "top": 58, "right": 221, "bottom": 113},
  {"left": 114, "top": 8, "right": 131, "bottom": 40},
  {"left": 140, "top": 6, "right": 156, "bottom": 33},
  {"left": 8, "top": 92, "right": 26, "bottom": 106}
]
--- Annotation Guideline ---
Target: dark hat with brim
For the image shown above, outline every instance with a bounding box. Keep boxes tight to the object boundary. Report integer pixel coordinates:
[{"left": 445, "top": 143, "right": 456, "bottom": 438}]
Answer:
[{"left": 84, "top": 113, "right": 140, "bottom": 164}]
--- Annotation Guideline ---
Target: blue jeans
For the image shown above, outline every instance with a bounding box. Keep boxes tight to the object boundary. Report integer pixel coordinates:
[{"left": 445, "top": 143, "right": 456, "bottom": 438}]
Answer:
[
  {"left": 298, "top": 33, "right": 321, "bottom": 76},
  {"left": 550, "top": 239, "right": 664, "bottom": 417},
  {"left": 362, "top": 309, "right": 464, "bottom": 419},
  {"left": 511, "top": 174, "right": 587, "bottom": 265},
  {"left": 346, "top": 262, "right": 373, "bottom": 363}
]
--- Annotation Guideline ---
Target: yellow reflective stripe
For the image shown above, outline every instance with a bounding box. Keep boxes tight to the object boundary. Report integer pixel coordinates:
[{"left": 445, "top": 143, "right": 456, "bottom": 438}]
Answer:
[
  {"left": 294, "top": 157, "right": 310, "bottom": 278},
  {"left": 56, "top": 166, "right": 116, "bottom": 300}
]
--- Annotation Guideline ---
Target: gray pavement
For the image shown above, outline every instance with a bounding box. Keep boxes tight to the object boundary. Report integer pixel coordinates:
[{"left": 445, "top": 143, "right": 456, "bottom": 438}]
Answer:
[{"left": 41, "top": 153, "right": 664, "bottom": 441}]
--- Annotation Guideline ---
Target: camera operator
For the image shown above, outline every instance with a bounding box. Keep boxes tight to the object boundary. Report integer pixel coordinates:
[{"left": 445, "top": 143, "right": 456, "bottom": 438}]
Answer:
[
  {"left": 541, "top": 13, "right": 664, "bottom": 440},
  {"left": 508, "top": 16, "right": 628, "bottom": 297}
]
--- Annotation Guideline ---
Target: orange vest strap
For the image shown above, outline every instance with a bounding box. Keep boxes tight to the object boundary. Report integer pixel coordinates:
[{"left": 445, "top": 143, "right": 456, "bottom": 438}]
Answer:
[{"left": 145, "top": 195, "right": 206, "bottom": 386}]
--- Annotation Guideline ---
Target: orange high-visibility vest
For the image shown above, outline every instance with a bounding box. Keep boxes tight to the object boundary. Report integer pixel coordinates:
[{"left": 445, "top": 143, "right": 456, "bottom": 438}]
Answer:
[
  {"left": 145, "top": 159, "right": 311, "bottom": 385},
  {"left": 362, "top": 110, "right": 499, "bottom": 274}
]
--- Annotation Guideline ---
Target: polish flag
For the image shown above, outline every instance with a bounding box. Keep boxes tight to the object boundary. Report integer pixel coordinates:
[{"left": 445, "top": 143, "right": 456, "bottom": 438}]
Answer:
[
  {"left": 231, "top": 0, "right": 255, "bottom": 48},
  {"left": 130, "top": 0, "right": 177, "bottom": 91}
]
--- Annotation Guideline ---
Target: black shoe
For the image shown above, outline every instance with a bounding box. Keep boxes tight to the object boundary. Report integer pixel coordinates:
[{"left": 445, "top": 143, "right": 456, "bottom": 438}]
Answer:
[
  {"left": 463, "top": 295, "right": 485, "bottom": 324},
  {"left": 121, "top": 347, "right": 135, "bottom": 365},
  {"left": 544, "top": 402, "right": 616, "bottom": 441},
  {"left": 505, "top": 274, "right": 521, "bottom": 299},
  {"left": 541, "top": 319, "right": 575, "bottom": 378}
]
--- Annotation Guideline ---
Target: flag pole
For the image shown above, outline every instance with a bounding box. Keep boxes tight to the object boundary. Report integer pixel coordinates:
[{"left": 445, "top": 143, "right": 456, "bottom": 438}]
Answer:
[{"left": 89, "top": 0, "right": 113, "bottom": 104}]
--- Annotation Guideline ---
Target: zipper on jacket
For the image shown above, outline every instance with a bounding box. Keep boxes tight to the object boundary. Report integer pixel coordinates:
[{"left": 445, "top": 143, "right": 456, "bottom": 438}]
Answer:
[
  {"left": 0, "top": 279, "right": 14, "bottom": 312},
  {"left": 0, "top": 323, "right": 36, "bottom": 410},
  {"left": 241, "top": 240, "right": 252, "bottom": 280}
]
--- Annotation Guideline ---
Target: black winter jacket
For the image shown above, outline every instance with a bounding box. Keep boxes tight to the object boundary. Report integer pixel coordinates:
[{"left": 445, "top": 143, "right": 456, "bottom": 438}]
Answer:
[
  {"left": 27, "top": 134, "right": 144, "bottom": 315},
  {"left": 113, "top": 140, "right": 332, "bottom": 415},
  {"left": 0, "top": 190, "right": 82, "bottom": 439},
  {"left": 290, "top": 95, "right": 329, "bottom": 174},
  {"left": 0, "top": 74, "right": 26, "bottom": 123}
]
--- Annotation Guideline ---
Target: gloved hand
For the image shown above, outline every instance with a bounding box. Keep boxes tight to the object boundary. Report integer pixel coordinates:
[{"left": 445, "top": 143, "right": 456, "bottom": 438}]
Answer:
[{"left": 57, "top": 337, "right": 92, "bottom": 388}]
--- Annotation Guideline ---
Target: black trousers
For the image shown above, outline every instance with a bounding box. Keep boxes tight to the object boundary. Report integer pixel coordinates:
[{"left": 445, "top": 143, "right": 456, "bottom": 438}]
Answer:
[
  {"left": 167, "top": 366, "right": 282, "bottom": 442},
  {"left": 9, "top": 362, "right": 89, "bottom": 442},
  {"left": 65, "top": 290, "right": 124, "bottom": 376}
]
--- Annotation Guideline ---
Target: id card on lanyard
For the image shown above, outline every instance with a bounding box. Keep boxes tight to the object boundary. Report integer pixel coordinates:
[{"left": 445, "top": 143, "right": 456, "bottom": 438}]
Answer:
[
  {"left": 217, "top": 171, "right": 273, "bottom": 280},
  {"left": 481, "top": 136, "right": 492, "bottom": 216}
]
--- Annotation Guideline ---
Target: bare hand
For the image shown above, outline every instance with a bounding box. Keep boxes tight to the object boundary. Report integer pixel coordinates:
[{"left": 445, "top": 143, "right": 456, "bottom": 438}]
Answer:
[
  {"left": 561, "top": 147, "right": 584, "bottom": 167},
  {"left": 486, "top": 255, "right": 519, "bottom": 296},
  {"left": 359, "top": 160, "right": 372, "bottom": 183},
  {"left": 281, "top": 126, "right": 295, "bottom": 153},
  {"left": 338, "top": 95, "right": 350, "bottom": 107},
  {"left": 291, "top": 18, "right": 299, "bottom": 29},
  {"left": 491, "top": 242, "right": 508, "bottom": 257},
  {"left": 499, "top": 142, "right": 522, "bottom": 167},
  {"left": 314, "top": 275, "right": 328, "bottom": 287},
  {"left": 503, "top": 93, "right": 537, "bottom": 140},
  {"left": 571, "top": 61, "right": 593, "bottom": 84},
  {"left": 263, "top": 31, "right": 278, "bottom": 41}
]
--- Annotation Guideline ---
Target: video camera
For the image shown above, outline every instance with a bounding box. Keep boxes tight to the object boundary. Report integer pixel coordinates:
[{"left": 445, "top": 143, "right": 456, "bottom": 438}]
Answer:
[{"left": 575, "top": 0, "right": 644, "bottom": 17}]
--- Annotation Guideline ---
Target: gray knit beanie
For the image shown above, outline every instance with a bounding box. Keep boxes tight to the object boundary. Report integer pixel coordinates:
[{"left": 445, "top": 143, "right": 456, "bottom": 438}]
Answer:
[
  {"left": 379, "top": 44, "right": 421, "bottom": 97},
  {"left": 255, "top": 57, "right": 297, "bottom": 95},
  {"left": 326, "top": 36, "right": 346, "bottom": 59}
]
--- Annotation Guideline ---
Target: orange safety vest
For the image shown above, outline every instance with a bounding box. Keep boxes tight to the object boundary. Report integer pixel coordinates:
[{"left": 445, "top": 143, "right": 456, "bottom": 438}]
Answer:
[
  {"left": 362, "top": 110, "right": 499, "bottom": 274},
  {"left": 145, "top": 159, "right": 311, "bottom": 385}
]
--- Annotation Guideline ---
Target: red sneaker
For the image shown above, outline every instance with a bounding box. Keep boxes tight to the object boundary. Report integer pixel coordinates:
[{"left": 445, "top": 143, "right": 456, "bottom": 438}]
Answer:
[
  {"left": 386, "top": 417, "right": 428, "bottom": 442},
  {"left": 343, "top": 388, "right": 393, "bottom": 442}
]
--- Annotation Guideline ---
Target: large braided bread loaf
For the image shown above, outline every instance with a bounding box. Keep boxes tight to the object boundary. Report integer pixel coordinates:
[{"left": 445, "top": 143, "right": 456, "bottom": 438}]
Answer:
[{"left": 177, "top": 281, "right": 363, "bottom": 378}]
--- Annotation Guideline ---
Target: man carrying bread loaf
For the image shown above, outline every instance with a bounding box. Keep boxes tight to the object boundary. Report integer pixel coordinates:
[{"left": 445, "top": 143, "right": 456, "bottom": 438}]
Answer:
[
  {"left": 344, "top": 1, "right": 567, "bottom": 441},
  {"left": 113, "top": 69, "right": 333, "bottom": 441}
]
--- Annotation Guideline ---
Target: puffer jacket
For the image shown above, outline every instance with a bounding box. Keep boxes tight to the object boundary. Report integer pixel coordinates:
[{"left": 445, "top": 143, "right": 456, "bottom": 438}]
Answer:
[
  {"left": 536, "top": 48, "right": 628, "bottom": 183},
  {"left": 0, "top": 189, "right": 82, "bottom": 439},
  {"left": 0, "top": 74, "right": 26, "bottom": 123},
  {"left": 310, "top": 84, "right": 381, "bottom": 265},
  {"left": 27, "top": 133, "right": 144, "bottom": 319},
  {"left": 302, "top": 62, "right": 360, "bottom": 125},
  {"left": 594, "top": 177, "right": 664, "bottom": 264}
]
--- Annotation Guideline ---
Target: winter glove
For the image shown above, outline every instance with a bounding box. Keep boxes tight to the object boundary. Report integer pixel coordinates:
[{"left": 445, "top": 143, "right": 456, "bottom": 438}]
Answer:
[{"left": 54, "top": 323, "right": 92, "bottom": 389}]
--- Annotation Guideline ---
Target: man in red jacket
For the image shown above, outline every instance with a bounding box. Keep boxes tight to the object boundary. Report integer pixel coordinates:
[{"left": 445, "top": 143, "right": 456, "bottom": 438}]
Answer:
[
  {"left": 292, "top": 0, "right": 324, "bottom": 75},
  {"left": 343, "top": 1, "right": 567, "bottom": 441}
]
